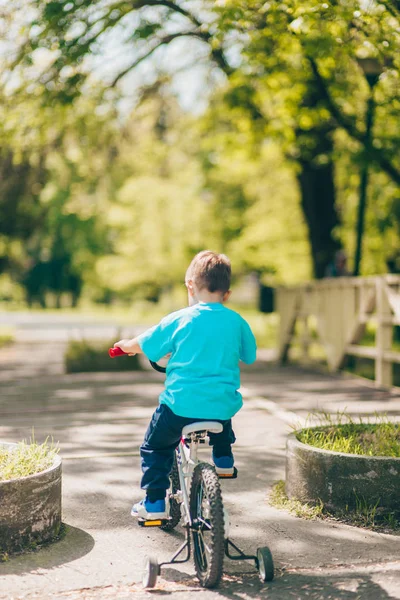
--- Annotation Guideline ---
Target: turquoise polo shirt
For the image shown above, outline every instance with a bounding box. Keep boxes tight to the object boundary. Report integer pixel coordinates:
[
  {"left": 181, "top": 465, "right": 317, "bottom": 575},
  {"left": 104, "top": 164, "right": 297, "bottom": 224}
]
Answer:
[{"left": 137, "top": 302, "right": 257, "bottom": 420}]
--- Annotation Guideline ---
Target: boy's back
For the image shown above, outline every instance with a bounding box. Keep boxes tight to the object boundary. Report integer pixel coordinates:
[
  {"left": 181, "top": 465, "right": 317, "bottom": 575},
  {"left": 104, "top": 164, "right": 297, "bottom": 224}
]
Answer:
[
  {"left": 114, "top": 250, "right": 257, "bottom": 519},
  {"left": 138, "top": 302, "right": 257, "bottom": 420}
]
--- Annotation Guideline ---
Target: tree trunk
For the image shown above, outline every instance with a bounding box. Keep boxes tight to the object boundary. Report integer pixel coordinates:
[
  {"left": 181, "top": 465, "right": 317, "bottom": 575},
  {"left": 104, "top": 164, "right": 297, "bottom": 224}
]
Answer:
[
  {"left": 297, "top": 155, "right": 340, "bottom": 279},
  {"left": 354, "top": 91, "right": 376, "bottom": 276},
  {"left": 293, "top": 74, "right": 342, "bottom": 280}
]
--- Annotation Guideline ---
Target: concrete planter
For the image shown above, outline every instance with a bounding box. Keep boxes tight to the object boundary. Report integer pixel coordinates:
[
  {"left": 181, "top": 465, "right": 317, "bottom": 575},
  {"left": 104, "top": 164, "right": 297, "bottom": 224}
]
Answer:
[
  {"left": 286, "top": 432, "right": 400, "bottom": 515},
  {"left": 0, "top": 443, "right": 62, "bottom": 554}
]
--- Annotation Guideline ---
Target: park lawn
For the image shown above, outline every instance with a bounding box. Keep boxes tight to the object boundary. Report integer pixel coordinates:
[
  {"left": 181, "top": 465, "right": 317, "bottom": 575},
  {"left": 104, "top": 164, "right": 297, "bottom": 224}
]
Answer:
[
  {"left": 0, "top": 301, "right": 278, "bottom": 349},
  {"left": 0, "top": 327, "right": 14, "bottom": 348}
]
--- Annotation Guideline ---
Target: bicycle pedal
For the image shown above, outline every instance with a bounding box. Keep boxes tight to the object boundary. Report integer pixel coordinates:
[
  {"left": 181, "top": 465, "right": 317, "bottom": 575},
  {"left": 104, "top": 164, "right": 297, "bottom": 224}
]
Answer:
[
  {"left": 138, "top": 518, "right": 168, "bottom": 527},
  {"left": 217, "top": 467, "right": 238, "bottom": 479}
]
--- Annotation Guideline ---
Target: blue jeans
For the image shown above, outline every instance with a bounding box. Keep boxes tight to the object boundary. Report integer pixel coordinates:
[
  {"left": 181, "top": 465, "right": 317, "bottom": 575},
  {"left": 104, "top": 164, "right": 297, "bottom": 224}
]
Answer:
[{"left": 140, "top": 404, "right": 236, "bottom": 501}]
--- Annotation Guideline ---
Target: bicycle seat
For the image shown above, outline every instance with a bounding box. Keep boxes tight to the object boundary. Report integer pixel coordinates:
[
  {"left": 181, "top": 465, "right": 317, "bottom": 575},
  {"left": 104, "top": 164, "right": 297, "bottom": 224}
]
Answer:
[{"left": 182, "top": 421, "right": 223, "bottom": 436}]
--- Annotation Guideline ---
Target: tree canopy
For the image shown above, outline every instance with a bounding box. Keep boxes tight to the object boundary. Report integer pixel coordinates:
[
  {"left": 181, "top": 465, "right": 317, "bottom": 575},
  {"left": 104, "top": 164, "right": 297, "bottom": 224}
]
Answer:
[{"left": 0, "top": 1, "right": 400, "bottom": 304}]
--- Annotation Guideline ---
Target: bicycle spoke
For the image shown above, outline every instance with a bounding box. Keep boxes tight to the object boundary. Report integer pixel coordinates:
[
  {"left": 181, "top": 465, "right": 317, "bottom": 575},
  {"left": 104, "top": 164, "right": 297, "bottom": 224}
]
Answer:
[
  {"left": 200, "top": 534, "right": 212, "bottom": 555},
  {"left": 196, "top": 531, "right": 208, "bottom": 568},
  {"left": 197, "top": 486, "right": 204, "bottom": 518},
  {"left": 198, "top": 492, "right": 209, "bottom": 570},
  {"left": 197, "top": 516, "right": 211, "bottom": 530},
  {"left": 195, "top": 487, "right": 214, "bottom": 567}
]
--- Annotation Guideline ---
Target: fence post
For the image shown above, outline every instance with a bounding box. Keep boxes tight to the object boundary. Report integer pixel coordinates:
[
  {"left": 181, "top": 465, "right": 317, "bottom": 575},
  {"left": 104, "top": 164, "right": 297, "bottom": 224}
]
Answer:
[
  {"left": 277, "top": 288, "right": 299, "bottom": 364},
  {"left": 300, "top": 316, "right": 311, "bottom": 362},
  {"left": 375, "top": 277, "right": 393, "bottom": 387}
]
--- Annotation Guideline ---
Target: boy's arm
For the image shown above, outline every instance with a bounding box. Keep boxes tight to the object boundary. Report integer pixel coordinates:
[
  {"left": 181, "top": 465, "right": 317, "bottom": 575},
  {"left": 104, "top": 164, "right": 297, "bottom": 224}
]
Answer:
[
  {"left": 115, "top": 316, "right": 175, "bottom": 362},
  {"left": 240, "top": 319, "right": 257, "bottom": 364},
  {"left": 138, "top": 319, "right": 174, "bottom": 362},
  {"left": 114, "top": 337, "right": 143, "bottom": 355}
]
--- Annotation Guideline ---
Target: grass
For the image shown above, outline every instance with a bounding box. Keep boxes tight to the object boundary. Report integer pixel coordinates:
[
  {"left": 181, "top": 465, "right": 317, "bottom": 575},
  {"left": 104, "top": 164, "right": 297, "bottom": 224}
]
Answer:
[
  {"left": 269, "top": 480, "right": 324, "bottom": 519},
  {"left": 0, "top": 326, "right": 14, "bottom": 348},
  {"left": 64, "top": 339, "right": 142, "bottom": 373},
  {"left": 0, "top": 437, "right": 59, "bottom": 482},
  {"left": 269, "top": 480, "right": 400, "bottom": 532},
  {"left": 295, "top": 412, "right": 400, "bottom": 458},
  {"left": 353, "top": 490, "right": 381, "bottom": 527}
]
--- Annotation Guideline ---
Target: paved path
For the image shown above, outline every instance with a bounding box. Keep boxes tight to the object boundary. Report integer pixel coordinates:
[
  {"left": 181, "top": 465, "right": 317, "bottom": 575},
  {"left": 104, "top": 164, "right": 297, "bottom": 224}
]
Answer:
[{"left": 1, "top": 333, "right": 400, "bottom": 599}]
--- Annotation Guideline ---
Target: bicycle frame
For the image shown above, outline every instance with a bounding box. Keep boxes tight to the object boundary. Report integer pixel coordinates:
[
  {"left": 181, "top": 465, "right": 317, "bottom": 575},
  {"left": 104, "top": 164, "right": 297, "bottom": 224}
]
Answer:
[{"left": 174, "top": 432, "right": 207, "bottom": 527}]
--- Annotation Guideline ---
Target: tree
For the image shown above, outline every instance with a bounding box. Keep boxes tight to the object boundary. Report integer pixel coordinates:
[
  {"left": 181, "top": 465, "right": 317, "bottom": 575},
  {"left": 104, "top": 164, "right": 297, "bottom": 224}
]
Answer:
[
  {"left": 0, "top": 84, "right": 117, "bottom": 305},
  {"left": 6, "top": 0, "right": 400, "bottom": 278},
  {"left": 216, "top": 2, "right": 400, "bottom": 275},
  {"left": 198, "top": 96, "right": 312, "bottom": 282},
  {"left": 0, "top": 149, "right": 47, "bottom": 277},
  {"left": 95, "top": 91, "right": 211, "bottom": 299}
]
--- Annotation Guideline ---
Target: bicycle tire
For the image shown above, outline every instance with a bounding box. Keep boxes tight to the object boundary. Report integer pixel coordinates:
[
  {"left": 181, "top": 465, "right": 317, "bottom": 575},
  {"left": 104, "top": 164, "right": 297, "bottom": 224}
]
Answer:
[
  {"left": 160, "top": 454, "right": 181, "bottom": 531},
  {"left": 190, "top": 462, "right": 225, "bottom": 588},
  {"left": 257, "top": 546, "right": 274, "bottom": 582},
  {"left": 142, "top": 556, "right": 159, "bottom": 588}
]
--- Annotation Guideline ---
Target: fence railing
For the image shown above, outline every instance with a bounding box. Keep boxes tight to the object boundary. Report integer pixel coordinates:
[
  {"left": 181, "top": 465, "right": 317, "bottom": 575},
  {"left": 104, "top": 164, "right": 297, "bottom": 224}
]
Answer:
[{"left": 276, "top": 275, "right": 400, "bottom": 387}]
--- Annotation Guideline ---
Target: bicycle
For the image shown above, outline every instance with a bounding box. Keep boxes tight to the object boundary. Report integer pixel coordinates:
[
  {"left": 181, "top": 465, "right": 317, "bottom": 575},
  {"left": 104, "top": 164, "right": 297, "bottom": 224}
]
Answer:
[{"left": 109, "top": 346, "right": 274, "bottom": 588}]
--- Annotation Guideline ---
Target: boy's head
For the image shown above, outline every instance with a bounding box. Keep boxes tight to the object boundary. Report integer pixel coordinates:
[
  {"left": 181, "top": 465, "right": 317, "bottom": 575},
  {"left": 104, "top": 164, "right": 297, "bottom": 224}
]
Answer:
[{"left": 185, "top": 251, "right": 231, "bottom": 305}]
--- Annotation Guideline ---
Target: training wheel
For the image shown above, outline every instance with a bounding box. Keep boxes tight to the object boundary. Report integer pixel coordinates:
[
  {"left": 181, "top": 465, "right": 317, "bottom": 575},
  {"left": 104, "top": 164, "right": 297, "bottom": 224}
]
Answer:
[
  {"left": 256, "top": 546, "right": 274, "bottom": 582},
  {"left": 142, "top": 555, "right": 159, "bottom": 588}
]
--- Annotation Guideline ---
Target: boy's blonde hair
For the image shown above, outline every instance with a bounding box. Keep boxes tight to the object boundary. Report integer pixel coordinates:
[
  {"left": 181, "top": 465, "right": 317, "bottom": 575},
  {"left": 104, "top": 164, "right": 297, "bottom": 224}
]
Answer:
[{"left": 186, "top": 251, "right": 231, "bottom": 293}]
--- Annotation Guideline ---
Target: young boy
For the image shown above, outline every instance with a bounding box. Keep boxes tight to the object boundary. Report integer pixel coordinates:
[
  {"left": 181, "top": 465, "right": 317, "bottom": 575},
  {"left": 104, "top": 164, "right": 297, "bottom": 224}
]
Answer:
[{"left": 114, "top": 250, "right": 257, "bottom": 520}]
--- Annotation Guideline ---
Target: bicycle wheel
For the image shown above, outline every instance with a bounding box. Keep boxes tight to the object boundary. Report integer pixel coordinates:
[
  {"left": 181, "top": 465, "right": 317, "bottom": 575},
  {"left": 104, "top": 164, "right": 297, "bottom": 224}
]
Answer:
[
  {"left": 257, "top": 546, "right": 274, "bottom": 582},
  {"left": 160, "top": 453, "right": 181, "bottom": 531},
  {"left": 142, "top": 556, "right": 159, "bottom": 588},
  {"left": 190, "top": 462, "right": 225, "bottom": 588}
]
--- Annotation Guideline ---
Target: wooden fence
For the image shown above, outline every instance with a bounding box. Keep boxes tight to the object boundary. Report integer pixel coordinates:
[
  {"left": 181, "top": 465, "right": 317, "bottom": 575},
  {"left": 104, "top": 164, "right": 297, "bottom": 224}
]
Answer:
[{"left": 276, "top": 275, "right": 400, "bottom": 387}]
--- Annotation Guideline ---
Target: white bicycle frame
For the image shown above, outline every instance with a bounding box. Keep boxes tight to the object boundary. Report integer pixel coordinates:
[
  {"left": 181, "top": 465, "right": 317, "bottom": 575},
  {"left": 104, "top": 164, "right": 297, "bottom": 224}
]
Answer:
[
  {"left": 171, "top": 430, "right": 230, "bottom": 536},
  {"left": 174, "top": 433, "right": 203, "bottom": 527}
]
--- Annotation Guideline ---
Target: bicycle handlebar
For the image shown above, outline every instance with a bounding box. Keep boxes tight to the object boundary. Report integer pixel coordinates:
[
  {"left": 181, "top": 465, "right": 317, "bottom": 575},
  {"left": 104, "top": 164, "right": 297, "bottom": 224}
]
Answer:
[
  {"left": 108, "top": 346, "right": 126, "bottom": 358},
  {"left": 108, "top": 347, "right": 167, "bottom": 374},
  {"left": 149, "top": 361, "right": 167, "bottom": 373}
]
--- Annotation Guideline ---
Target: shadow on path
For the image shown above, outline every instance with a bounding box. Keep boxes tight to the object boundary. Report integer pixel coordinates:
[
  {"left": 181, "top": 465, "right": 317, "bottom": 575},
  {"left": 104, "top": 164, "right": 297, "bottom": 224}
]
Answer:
[
  {"left": 160, "top": 568, "right": 398, "bottom": 600},
  {"left": 1, "top": 346, "right": 400, "bottom": 599},
  {"left": 0, "top": 525, "right": 94, "bottom": 576}
]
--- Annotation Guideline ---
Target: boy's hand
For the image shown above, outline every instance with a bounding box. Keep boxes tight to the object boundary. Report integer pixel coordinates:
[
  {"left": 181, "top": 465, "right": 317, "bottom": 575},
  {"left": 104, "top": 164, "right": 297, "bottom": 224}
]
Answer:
[{"left": 114, "top": 339, "right": 138, "bottom": 356}]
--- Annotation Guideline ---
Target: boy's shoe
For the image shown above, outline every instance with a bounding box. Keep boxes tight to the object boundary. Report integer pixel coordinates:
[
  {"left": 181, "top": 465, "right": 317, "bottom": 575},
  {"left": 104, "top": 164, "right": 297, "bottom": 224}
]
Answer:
[
  {"left": 131, "top": 498, "right": 167, "bottom": 520},
  {"left": 212, "top": 454, "right": 235, "bottom": 477}
]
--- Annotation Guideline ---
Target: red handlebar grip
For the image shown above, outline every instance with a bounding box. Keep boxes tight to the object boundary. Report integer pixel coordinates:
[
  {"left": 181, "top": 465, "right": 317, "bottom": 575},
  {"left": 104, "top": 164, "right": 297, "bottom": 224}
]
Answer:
[{"left": 108, "top": 347, "right": 127, "bottom": 358}]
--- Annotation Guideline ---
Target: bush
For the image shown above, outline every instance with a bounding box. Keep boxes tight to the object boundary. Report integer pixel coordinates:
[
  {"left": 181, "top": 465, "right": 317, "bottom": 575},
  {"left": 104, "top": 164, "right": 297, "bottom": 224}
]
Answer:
[{"left": 65, "top": 339, "right": 142, "bottom": 373}]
